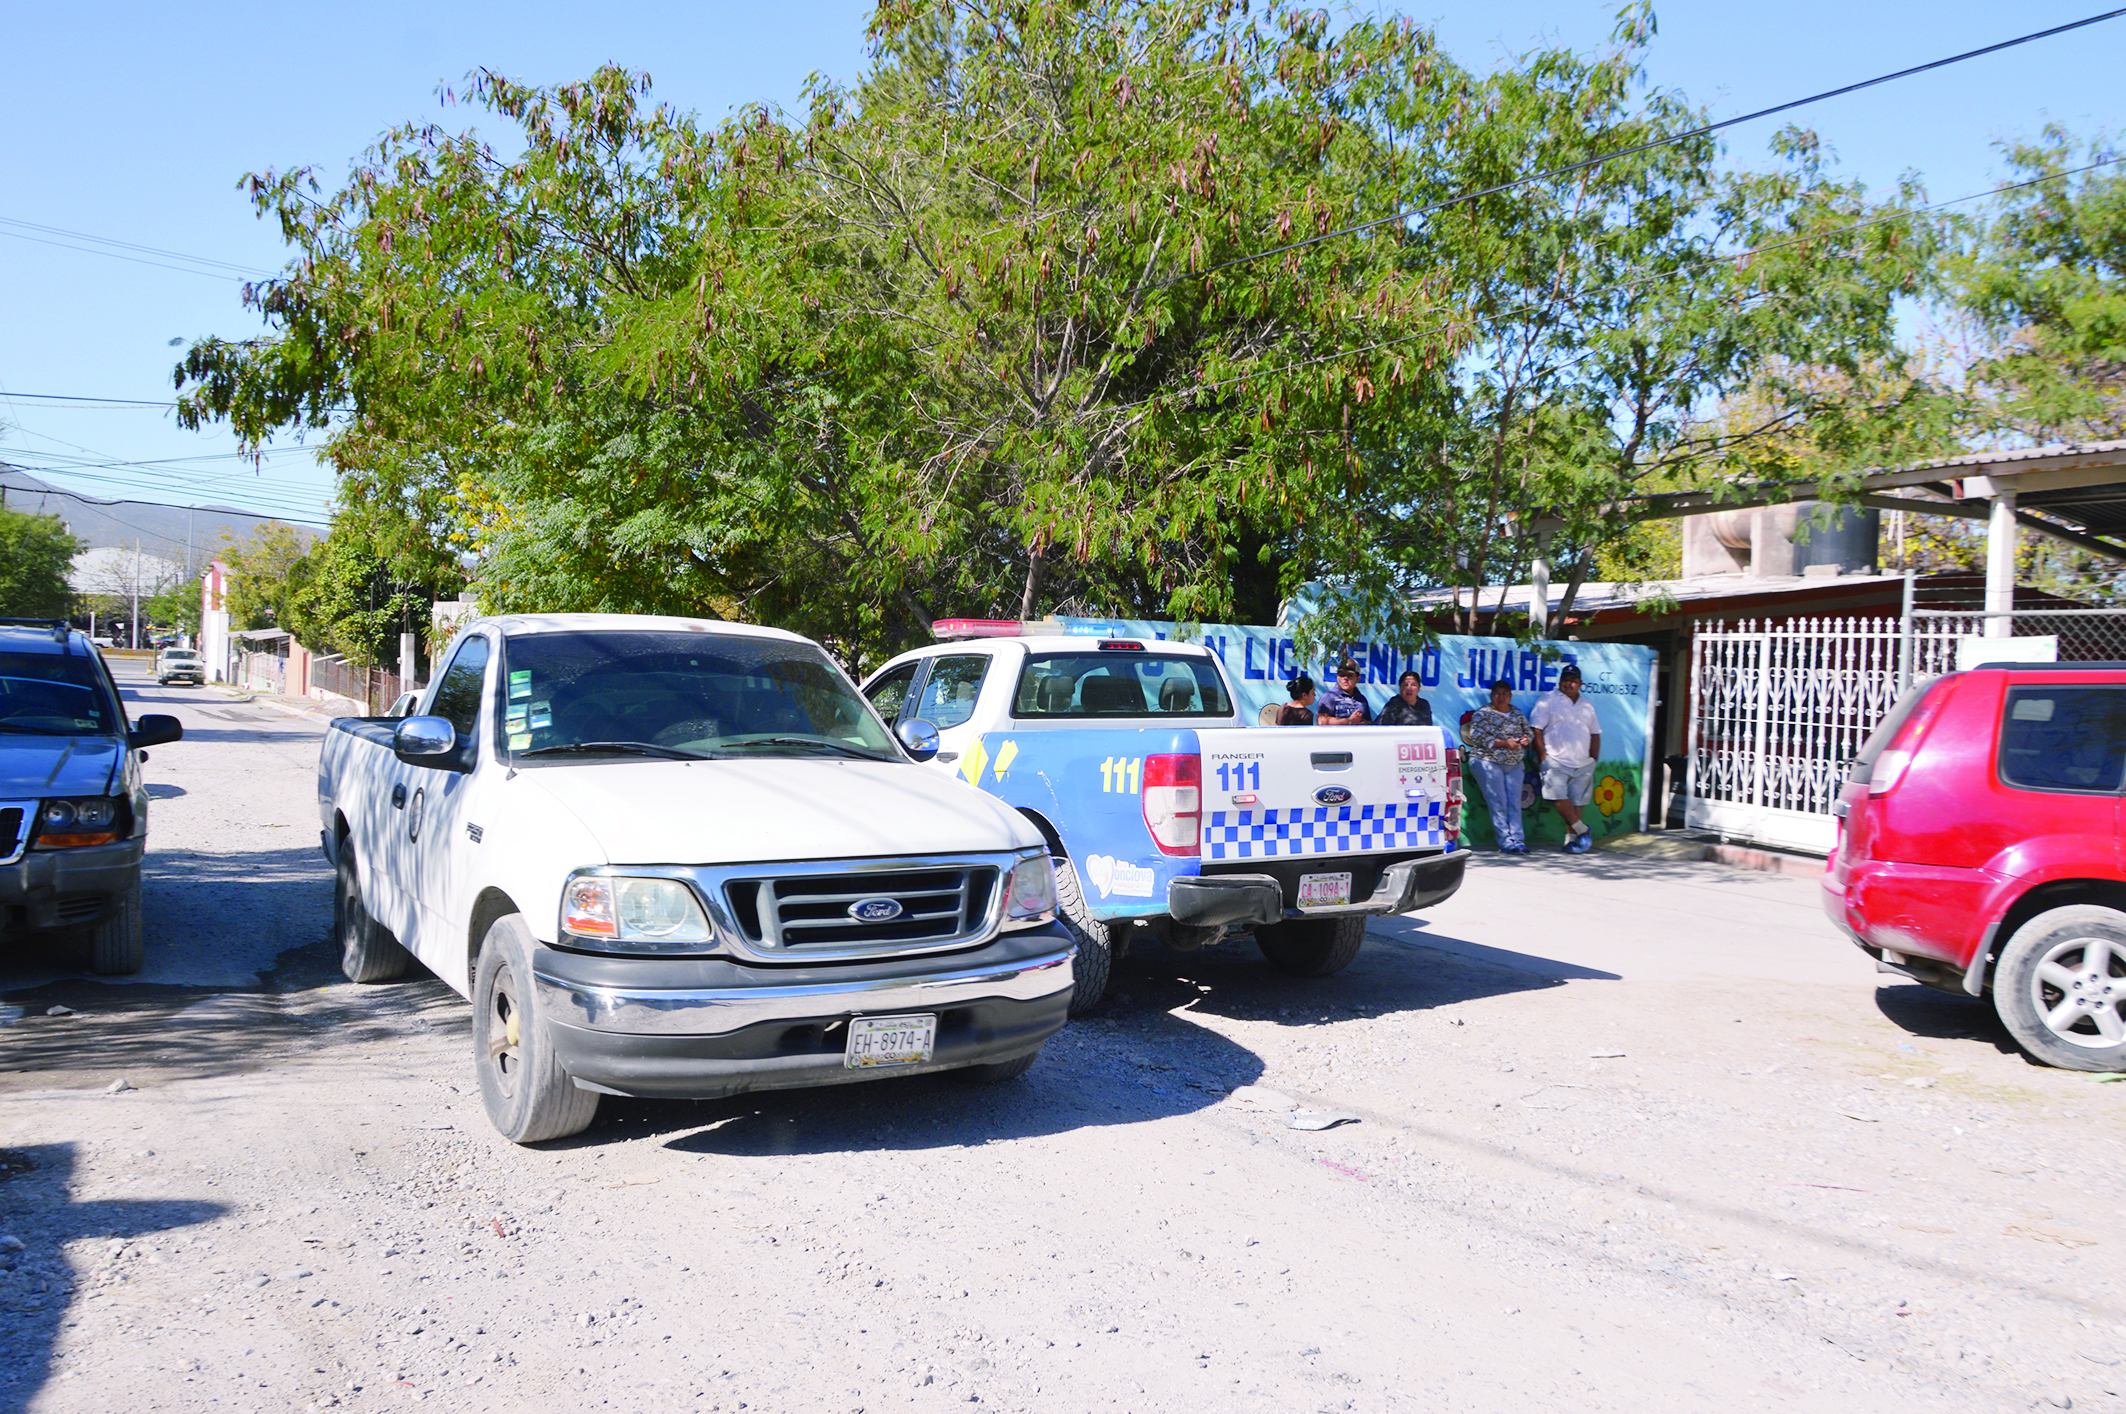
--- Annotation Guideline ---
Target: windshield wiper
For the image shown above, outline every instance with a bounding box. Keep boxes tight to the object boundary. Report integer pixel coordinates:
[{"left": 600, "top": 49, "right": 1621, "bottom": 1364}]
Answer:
[
  {"left": 0, "top": 723, "right": 95, "bottom": 736},
  {"left": 515, "top": 741, "right": 715, "bottom": 761},
  {"left": 730, "top": 736, "right": 894, "bottom": 762}
]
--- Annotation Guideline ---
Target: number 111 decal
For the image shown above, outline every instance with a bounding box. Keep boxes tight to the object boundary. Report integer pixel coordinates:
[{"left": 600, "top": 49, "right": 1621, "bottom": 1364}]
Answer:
[{"left": 1214, "top": 760, "right": 1262, "bottom": 792}]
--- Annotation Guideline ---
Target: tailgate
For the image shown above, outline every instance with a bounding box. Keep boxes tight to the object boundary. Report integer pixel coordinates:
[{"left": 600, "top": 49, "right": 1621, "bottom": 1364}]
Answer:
[{"left": 1200, "top": 727, "right": 1449, "bottom": 861}]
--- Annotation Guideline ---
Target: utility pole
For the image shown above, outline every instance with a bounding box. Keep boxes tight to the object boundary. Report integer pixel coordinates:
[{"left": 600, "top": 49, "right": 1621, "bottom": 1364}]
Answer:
[{"left": 130, "top": 540, "right": 142, "bottom": 649}]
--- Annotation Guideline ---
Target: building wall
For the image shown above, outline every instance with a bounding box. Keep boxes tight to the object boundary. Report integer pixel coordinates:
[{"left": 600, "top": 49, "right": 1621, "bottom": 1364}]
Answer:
[{"left": 199, "top": 559, "right": 231, "bottom": 684}]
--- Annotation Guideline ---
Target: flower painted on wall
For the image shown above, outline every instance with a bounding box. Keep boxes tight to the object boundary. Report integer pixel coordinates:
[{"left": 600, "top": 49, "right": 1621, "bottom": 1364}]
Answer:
[{"left": 1593, "top": 774, "right": 1627, "bottom": 818}]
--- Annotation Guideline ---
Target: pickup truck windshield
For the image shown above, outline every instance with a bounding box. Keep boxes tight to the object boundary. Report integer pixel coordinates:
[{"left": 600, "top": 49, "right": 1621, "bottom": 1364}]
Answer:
[
  {"left": 0, "top": 652, "right": 119, "bottom": 736},
  {"left": 1012, "top": 652, "right": 1233, "bottom": 718},
  {"left": 498, "top": 631, "right": 896, "bottom": 761}
]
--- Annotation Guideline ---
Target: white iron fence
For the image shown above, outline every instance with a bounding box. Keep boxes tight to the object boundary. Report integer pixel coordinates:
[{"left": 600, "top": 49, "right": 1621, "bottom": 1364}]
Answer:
[{"left": 1688, "top": 602, "right": 2126, "bottom": 854}]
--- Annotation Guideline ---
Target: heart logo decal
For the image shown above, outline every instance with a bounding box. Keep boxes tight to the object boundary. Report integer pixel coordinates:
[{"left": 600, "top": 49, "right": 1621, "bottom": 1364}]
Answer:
[{"left": 1083, "top": 854, "right": 1115, "bottom": 897}]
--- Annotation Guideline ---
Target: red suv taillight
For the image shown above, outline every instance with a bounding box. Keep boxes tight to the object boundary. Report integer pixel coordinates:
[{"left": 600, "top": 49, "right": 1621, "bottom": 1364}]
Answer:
[
  {"left": 1867, "top": 690, "right": 1948, "bottom": 797},
  {"left": 1142, "top": 753, "right": 1201, "bottom": 856}
]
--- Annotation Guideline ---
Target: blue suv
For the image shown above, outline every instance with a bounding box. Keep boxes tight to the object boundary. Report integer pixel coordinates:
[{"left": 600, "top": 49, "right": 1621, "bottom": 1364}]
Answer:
[{"left": 0, "top": 620, "right": 182, "bottom": 973}]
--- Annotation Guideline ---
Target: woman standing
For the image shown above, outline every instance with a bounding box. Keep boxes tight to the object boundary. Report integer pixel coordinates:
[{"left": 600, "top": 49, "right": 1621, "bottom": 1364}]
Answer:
[
  {"left": 1277, "top": 674, "right": 1317, "bottom": 726},
  {"left": 1464, "top": 678, "right": 1533, "bottom": 853}
]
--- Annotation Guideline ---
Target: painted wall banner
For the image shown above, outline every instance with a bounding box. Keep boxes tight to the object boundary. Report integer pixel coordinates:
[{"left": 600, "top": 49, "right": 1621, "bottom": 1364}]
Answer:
[{"left": 1055, "top": 617, "right": 1659, "bottom": 849}]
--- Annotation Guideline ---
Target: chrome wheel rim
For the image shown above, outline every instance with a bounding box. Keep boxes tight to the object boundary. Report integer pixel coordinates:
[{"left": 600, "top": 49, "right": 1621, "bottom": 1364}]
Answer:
[{"left": 2031, "top": 933, "right": 2126, "bottom": 1049}]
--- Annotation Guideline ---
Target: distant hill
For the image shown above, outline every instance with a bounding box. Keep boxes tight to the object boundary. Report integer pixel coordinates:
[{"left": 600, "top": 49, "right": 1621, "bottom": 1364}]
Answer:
[{"left": 0, "top": 465, "right": 325, "bottom": 580}]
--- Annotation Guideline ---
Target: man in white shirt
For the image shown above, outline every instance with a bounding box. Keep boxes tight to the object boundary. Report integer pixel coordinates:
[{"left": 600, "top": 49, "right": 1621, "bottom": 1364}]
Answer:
[{"left": 1529, "top": 664, "right": 1601, "bottom": 854}]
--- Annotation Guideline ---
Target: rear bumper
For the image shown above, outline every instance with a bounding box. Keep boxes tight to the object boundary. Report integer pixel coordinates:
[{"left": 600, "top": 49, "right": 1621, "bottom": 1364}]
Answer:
[
  {"left": 1171, "top": 849, "right": 1466, "bottom": 928},
  {"left": 531, "top": 930, "right": 1076, "bottom": 1100},
  {"left": 1822, "top": 856, "right": 2003, "bottom": 973},
  {"left": 0, "top": 839, "right": 142, "bottom": 935}
]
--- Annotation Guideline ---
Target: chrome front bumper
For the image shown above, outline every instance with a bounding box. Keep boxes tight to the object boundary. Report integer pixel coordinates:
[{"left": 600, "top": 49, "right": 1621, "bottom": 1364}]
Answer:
[{"left": 533, "top": 944, "right": 1076, "bottom": 1037}]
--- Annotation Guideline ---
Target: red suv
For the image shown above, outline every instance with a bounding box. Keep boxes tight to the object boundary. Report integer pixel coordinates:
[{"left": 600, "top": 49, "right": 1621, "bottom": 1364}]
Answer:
[{"left": 1824, "top": 662, "right": 2125, "bottom": 1072}]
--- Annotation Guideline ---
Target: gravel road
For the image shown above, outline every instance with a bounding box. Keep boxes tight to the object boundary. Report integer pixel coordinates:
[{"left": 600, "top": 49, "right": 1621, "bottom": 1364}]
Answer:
[{"left": 1, "top": 660, "right": 2121, "bottom": 1413}]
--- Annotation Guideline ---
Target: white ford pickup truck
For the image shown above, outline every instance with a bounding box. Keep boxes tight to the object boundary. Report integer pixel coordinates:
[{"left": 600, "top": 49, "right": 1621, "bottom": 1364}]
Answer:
[
  {"left": 860, "top": 626, "right": 1467, "bottom": 1009},
  {"left": 317, "top": 613, "right": 1075, "bottom": 1143}
]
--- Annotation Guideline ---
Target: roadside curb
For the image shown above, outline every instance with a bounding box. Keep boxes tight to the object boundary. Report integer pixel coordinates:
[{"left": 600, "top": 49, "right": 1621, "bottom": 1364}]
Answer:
[{"left": 1593, "top": 831, "right": 1825, "bottom": 879}]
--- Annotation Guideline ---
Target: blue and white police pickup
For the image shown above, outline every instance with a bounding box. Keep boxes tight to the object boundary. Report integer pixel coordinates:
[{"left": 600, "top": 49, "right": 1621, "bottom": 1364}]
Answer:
[
  {"left": 316, "top": 614, "right": 1075, "bottom": 1145},
  {"left": 860, "top": 624, "right": 1466, "bottom": 1012}
]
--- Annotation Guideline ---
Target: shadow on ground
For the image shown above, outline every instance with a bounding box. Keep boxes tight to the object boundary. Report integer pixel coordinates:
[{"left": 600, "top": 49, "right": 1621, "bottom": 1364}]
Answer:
[
  {"left": 0, "top": 1143, "right": 222, "bottom": 1414},
  {"left": 1872, "top": 980, "right": 2027, "bottom": 1060},
  {"left": 1110, "top": 919, "right": 1618, "bottom": 1031}
]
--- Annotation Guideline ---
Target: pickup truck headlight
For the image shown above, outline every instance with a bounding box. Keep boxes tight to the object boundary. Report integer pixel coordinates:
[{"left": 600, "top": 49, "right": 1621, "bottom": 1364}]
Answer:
[
  {"left": 561, "top": 874, "right": 715, "bottom": 952},
  {"left": 1000, "top": 851, "right": 1057, "bottom": 930},
  {"left": 32, "top": 797, "right": 123, "bottom": 849}
]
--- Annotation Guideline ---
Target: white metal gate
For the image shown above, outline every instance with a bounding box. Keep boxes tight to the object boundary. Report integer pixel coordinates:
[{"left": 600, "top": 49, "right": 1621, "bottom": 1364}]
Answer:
[
  {"left": 1687, "top": 601, "right": 2126, "bottom": 854},
  {"left": 1686, "top": 617, "right": 1910, "bottom": 852}
]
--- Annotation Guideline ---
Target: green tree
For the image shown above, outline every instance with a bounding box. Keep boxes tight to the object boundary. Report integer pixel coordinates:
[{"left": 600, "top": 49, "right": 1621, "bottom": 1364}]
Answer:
[
  {"left": 145, "top": 581, "right": 202, "bottom": 637},
  {"left": 218, "top": 522, "right": 315, "bottom": 632},
  {"left": 1955, "top": 127, "right": 2126, "bottom": 442},
  {"left": 0, "top": 507, "right": 80, "bottom": 619}
]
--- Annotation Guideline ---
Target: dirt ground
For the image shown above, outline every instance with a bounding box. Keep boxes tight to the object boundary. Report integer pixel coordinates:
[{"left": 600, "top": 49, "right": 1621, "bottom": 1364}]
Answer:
[{"left": 1, "top": 663, "right": 2121, "bottom": 1414}]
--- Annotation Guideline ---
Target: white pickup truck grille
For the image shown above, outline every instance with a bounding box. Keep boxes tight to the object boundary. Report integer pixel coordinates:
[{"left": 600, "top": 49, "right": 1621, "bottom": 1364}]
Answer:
[{"left": 724, "top": 865, "right": 1000, "bottom": 953}]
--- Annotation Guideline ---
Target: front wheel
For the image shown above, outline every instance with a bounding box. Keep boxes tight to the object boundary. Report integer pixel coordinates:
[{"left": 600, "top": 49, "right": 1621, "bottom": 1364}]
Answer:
[
  {"left": 87, "top": 880, "right": 144, "bottom": 976},
  {"left": 1052, "top": 858, "right": 1116, "bottom": 1016},
  {"left": 953, "top": 1048, "right": 1042, "bottom": 1085},
  {"left": 1256, "top": 914, "right": 1367, "bottom": 977},
  {"left": 1992, "top": 906, "right": 2126, "bottom": 1072},
  {"left": 474, "top": 914, "right": 600, "bottom": 1144}
]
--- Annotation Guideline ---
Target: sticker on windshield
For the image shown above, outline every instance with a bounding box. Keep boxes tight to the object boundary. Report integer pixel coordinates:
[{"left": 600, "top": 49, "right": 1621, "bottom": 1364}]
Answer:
[
  {"left": 528, "top": 705, "right": 552, "bottom": 729},
  {"left": 508, "top": 731, "right": 532, "bottom": 750},
  {"left": 509, "top": 670, "right": 532, "bottom": 700},
  {"left": 506, "top": 705, "right": 529, "bottom": 730}
]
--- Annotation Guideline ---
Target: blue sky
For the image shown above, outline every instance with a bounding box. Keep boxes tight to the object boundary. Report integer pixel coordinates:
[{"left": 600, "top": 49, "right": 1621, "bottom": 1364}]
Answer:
[{"left": 0, "top": 0, "right": 2117, "bottom": 526}]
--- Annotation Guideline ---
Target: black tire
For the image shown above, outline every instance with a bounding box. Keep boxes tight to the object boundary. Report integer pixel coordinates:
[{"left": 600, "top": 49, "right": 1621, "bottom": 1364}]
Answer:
[
  {"left": 335, "top": 840, "right": 409, "bottom": 983},
  {"left": 1992, "top": 905, "right": 2126, "bottom": 1073},
  {"left": 953, "top": 1048, "right": 1042, "bottom": 1084},
  {"left": 1052, "top": 857, "right": 1116, "bottom": 1016},
  {"left": 1256, "top": 914, "right": 1367, "bottom": 977},
  {"left": 474, "top": 914, "right": 600, "bottom": 1144},
  {"left": 87, "top": 880, "right": 144, "bottom": 976}
]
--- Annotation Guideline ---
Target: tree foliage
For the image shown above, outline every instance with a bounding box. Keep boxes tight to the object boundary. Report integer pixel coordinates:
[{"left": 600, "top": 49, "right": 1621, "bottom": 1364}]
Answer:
[
  {"left": 0, "top": 507, "right": 80, "bottom": 619},
  {"left": 177, "top": 0, "right": 1939, "bottom": 659}
]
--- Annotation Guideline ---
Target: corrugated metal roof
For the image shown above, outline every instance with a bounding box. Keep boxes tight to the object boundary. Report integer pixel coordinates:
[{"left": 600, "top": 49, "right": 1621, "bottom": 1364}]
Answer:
[{"left": 1903, "top": 439, "right": 2126, "bottom": 472}]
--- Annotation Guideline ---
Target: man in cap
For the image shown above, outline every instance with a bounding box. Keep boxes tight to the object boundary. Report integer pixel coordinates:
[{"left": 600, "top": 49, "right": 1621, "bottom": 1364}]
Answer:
[
  {"left": 1529, "top": 663, "right": 1601, "bottom": 853},
  {"left": 1316, "top": 660, "right": 1373, "bottom": 725}
]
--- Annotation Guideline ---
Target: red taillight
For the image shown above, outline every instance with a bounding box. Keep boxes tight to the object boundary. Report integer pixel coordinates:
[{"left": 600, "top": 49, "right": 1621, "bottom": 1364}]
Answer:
[
  {"left": 1142, "top": 753, "right": 1201, "bottom": 855},
  {"left": 1443, "top": 746, "right": 1464, "bottom": 840},
  {"left": 1868, "top": 692, "right": 1947, "bottom": 797}
]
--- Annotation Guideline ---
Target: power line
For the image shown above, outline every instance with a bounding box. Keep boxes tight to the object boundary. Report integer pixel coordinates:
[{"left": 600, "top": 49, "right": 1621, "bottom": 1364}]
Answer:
[
  {"left": 0, "top": 215, "right": 270, "bottom": 276},
  {"left": 0, "top": 471, "right": 328, "bottom": 527},
  {"left": 0, "top": 391, "right": 182, "bottom": 408},
  {"left": 1158, "top": 6, "right": 2126, "bottom": 291}
]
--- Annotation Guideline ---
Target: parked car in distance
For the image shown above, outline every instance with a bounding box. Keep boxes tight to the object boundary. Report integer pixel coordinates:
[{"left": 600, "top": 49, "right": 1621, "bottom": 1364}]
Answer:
[
  {"left": 1824, "top": 660, "right": 2126, "bottom": 1072},
  {"left": 155, "top": 647, "right": 205, "bottom": 686},
  {"left": 316, "top": 613, "right": 1075, "bottom": 1144},
  {"left": 0, "top": 618, "right": 184, "bottom": 974}
]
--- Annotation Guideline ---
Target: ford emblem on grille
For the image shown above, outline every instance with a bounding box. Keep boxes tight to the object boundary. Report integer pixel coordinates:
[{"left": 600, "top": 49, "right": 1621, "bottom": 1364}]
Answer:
[
  {"left": 1313, "top": 785, "right": 1353, "bottom": 805},
  {"left": 849, "top": 897, "right": 904, "bottom": 922}
]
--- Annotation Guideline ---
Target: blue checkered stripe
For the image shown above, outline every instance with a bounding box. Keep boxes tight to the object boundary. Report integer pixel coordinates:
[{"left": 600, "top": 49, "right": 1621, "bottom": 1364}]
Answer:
[{"left": 1202, "top": 803, "right": 1446, "bottom": 860}]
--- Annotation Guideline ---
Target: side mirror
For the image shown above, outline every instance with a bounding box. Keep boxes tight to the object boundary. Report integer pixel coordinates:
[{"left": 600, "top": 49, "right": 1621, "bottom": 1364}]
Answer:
[
  {"left": 129, "top": 714, "right": 183, "bottom": 750},
  {"left": 895, "top": 717, "right": 942, "bottom": 763},
  {"left": 393, "top": 715, "right": 458, "bottom": 760}
]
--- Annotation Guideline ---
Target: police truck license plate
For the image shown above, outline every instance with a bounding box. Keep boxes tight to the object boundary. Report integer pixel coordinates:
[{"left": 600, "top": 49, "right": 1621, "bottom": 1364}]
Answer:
[
  {"left": 845, "top": 1014, "right": 937, "bottom": 1069},
  {"left": 1297, "top": 872, "right": 1352, "bottom": 909}
]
